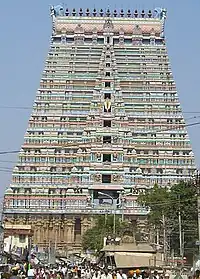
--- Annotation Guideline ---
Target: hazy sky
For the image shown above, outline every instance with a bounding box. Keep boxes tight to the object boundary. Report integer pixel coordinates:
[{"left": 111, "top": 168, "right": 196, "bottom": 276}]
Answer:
[{"left": 0, "top": 0, "right": 199, "bottom": 196}]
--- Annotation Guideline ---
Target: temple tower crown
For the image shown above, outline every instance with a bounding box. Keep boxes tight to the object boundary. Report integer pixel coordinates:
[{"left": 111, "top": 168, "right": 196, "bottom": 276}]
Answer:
[{"left": 50, "top": 6, "right": 167, "bottom": 38}]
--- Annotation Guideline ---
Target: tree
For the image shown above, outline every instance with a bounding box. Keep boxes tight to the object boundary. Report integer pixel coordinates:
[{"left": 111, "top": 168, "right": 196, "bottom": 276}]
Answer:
[
  {"left": 82, "top": 225, "right": 103, "bottom": 252},
  {"left": 138, "top": 184, "right": 170, "bottom": 229},
  {"left": 167, "top": 181, "right": 198, "bottom": 259},
  {"left": 138, "top": 181, "right": 198, "bottom": 260},
  {"left": 82, "top": 215, "right": 129, "bottom": 253}
]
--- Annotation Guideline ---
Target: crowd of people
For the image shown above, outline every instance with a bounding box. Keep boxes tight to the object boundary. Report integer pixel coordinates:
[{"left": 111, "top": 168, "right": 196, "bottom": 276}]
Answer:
[{"left": 0, "top": 264, "right": 196, "bottom": 279}]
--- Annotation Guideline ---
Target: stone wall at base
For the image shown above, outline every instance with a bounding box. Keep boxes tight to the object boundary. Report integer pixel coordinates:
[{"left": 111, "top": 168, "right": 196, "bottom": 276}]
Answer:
[
  {"left": 4, "top": 214, "right": 93, "bottom": 251},
  {"left": 3, "top": 214, "right": 149, "bottom": 252}
]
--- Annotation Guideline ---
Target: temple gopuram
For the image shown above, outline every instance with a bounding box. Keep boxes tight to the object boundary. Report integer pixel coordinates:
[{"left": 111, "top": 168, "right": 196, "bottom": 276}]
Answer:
[{"left": 3, "top": 6, "right": 196, "bottom": 252}]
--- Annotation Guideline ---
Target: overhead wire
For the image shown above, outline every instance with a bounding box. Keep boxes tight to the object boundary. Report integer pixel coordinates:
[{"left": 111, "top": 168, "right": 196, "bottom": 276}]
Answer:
[
  {"left": 0, "top": 106, "right": 199, "bottom": 176},
  {"left": 0, "top": 106, "right": 32, "bottom": 110},
  {"left": 0, "top": 160, "right": 17, "bottom": 163},
  {"left": 0, "top": 167, "right": 13, "bottom": 170},
  {"left": 0, "top": 170, "right": 14, "bottom": 174},
  {"left": 185, "top": 115, "right": 200, "bottom": 121},
  {"left": 139, "top": 196, "right": 197, "bottom": 207},
  {"left": 0, "top": 151, "right": 19, "bottom": 155},
  {"left": 0, "top": 118, "right": 199, "bottom": 156},
  {"left": 0, "top": 105, "right": 200, "bottom": 114}
]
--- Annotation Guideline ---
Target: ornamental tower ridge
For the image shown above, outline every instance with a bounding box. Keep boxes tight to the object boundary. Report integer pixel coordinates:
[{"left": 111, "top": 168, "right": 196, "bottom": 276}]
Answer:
[{"left": 3, "top": 6, "right": 196, "bottom": 250}]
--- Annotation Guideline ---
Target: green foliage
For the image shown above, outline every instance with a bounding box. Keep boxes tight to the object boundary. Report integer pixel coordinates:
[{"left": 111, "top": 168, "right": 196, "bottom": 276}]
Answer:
[
  {"left": 168, "top": 181, "right": 197, "bottom": 223},
  {"left": 82, "top": 226, "right": 104, "bottom": 252},
  {"left": 167, "top": 181, "right": 198, "bottom": 257},
  {"left": 138, "top": 184, "right": 170, "bottom": 227},
  {"left": 82, "top": 215, "right": 129, "bottom": 252},
  {"left": 138, "top": 181, "right": 198, "bottom": 257}
]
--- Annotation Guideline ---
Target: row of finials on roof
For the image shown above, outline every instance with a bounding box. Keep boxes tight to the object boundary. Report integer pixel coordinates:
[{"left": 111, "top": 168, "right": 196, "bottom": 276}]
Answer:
[{"left": 64, "top": 9, "right": 154, "bottom": 18}]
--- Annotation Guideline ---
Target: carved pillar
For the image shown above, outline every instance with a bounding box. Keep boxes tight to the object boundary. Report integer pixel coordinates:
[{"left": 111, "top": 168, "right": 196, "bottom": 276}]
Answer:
[
  {"left": 64, "top": 217, "right": 69, "bottom": 243},
  {"left": 48, "top": 217, "right": 54, "bottom": 243},
  {"left": 43, "top": 219, "right": 48, "bottom": 244},
  {"left": 67, "top": 224, "right": 72, "bottom": 243},
  {"left": 81, "top": 217, "right": 92, "bottom": 236},
  {"left": 54, "top": 218, "right": 60, "bottom": 250},
  {"left": 40, "top": 219, "right": 45, "bottom": 242},
  {"left": 41, "top": 219, "right": 45, "bottom": 243},
  {"left": 66, "top": 218, "right": 75, "bottom": 243},
  {"left": 34, "top": 227, "right": 38, "bottom": 244},
  {"left": 52, "top": 217, "right": 57, "bottom": 244},
  {"left": 36, "top": 219, "right": 42, "bottom": 243},
  {"left": 56, "top": 220, "right": 61, "bottom": 245},
  {"left": 71, "top": 218, "right": 75, "bottom": 243},
  {"left": 60, "top": 222, "right": 64, "bottom": 244}
]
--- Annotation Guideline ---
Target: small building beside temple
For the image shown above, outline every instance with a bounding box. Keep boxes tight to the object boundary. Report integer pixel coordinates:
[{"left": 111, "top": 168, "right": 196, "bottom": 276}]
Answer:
[
  {"left": 99, "top": 243, "right": 163, "bottom": 269},
  {"left": 3, "top": 224, "right": 33, "bottom": 253}
]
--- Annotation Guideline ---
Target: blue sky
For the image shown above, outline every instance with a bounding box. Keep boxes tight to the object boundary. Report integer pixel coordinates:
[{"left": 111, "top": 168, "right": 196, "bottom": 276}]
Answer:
[{"left": 0, "top": 0, "right": 199, "bottom": 196}]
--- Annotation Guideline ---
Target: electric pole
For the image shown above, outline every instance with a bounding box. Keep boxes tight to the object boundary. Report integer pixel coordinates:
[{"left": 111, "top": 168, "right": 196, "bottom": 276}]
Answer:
[
  {"left": 177, "top": 193, "right": 183, "bottom": 258},
  {"left": 198, "top": 196, "right": 200, "bottom": 255},
  {"left": 163, "top": 214, "right": 167, "bottom": 262},
  {"left": 182, "top": 230, "right": 185, "bottom": 257},
  {"left": 178, "top": 209, "right": 183, "bottom": 258},
  {"left": 195, "top": 171, "right": 200, "bottom": 255}
]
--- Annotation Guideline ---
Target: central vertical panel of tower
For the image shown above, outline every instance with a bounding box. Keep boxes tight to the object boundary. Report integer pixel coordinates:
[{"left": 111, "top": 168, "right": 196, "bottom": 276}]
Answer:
[{"left": 3, "top": 7, "right": 196, "bottom": 251}]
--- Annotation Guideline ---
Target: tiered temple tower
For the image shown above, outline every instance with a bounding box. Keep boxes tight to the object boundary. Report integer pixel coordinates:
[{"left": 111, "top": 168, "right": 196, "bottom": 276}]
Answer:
[{"left": 3, "top": 6, "right": 196, "bottom": 252}]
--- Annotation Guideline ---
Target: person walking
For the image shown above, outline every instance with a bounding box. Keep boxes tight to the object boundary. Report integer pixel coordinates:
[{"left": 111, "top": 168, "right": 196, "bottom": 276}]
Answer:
[
  {"left": 101, "top": 270, "right": 112, "bottom": 279},
  {"left": 92, "top": 271, "right": 100, "bottom": 279}
]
